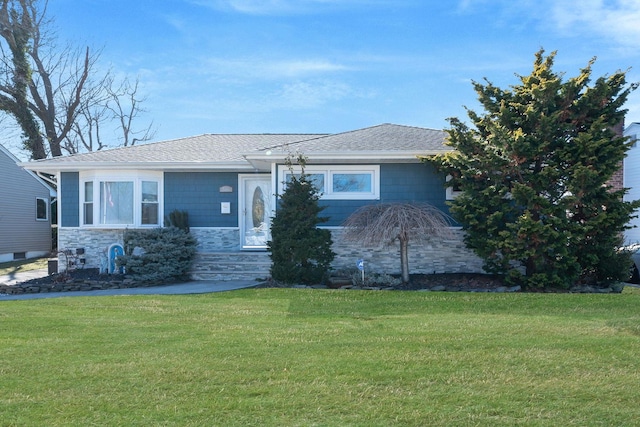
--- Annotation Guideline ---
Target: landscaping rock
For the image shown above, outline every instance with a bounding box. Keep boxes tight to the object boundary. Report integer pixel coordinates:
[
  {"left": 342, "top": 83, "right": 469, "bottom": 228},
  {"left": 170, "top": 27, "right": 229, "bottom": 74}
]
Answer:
[{"left": 0, "top": 268, "right": 185, "bottom": 295}]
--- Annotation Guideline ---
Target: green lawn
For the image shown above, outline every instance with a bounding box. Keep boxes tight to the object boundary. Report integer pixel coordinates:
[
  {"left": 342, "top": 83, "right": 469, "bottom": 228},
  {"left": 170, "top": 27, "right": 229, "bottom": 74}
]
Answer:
[{"left": 1, "top": 289, "right": 639, "bottom": 426}]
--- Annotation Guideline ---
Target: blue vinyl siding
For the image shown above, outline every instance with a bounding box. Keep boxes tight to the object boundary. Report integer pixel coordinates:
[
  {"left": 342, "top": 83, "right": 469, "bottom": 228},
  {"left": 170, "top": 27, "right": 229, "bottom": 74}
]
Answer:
[
  {"left": 319, "top": 163, "right": 448, "bottom": 226},
  {"left": 164, "top": 172, "right": 238, "bottom": 227},
  {"left": 61, "top": 172, "right": 79, "bottom": 227}
]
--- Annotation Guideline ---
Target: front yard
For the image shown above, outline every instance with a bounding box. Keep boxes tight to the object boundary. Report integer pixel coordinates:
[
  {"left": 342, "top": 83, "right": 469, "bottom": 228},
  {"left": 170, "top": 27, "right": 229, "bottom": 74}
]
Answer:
[{"left": 1, "top": 288, "right": 639, "bottom": 426}]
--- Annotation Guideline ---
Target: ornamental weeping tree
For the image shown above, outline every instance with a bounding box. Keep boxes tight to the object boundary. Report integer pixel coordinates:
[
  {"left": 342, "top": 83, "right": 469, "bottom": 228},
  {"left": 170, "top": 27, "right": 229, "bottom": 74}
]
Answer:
[
  {"left": 429, "top": 49, "right": 640, "bottom": 289},
  {"left": 342, "top": 203, "right": 453, "bottom": 283},
  {"left": 268, "top": 154, "right": 335, "bottom": 284}
]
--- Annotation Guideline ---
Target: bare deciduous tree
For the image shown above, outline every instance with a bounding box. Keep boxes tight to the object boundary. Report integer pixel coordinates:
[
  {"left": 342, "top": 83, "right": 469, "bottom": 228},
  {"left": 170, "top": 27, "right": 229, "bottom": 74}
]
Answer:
[
  {"left": 0, "top": 0, "right": 155, "bottom": 159},
  {"left": 63, "top": 76, "right": 156, "bottom": 153},
  {"left": 342, "top": 203, "right": 453, "bottom": 283},
  {"left": 106, "top": 77, "right": 155, "bottom": 148},
  {"left": 0, "top": 0, "right": 46, "bottom": 158}
]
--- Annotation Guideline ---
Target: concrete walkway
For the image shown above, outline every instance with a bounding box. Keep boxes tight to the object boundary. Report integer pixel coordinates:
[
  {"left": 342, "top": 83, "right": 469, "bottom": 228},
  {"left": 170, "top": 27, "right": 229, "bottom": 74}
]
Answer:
[{"left": 0, "top": 269, "right": 259, "bottom": 301}]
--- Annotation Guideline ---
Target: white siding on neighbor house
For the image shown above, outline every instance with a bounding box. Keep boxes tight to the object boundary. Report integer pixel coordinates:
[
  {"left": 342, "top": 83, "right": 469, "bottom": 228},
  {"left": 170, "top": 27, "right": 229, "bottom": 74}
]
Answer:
[
  {"left": 0, "top": 146, "right": 53, "bottom": 262},
  {"left": 624, "top": 123, "right": 640, "bottom": 244}
]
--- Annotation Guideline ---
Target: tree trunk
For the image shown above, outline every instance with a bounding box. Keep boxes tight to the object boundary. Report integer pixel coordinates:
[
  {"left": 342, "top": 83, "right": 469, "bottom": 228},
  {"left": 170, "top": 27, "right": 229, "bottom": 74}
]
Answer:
[{"left": 400, "top": 236, "right": 410, "bottom": 283}]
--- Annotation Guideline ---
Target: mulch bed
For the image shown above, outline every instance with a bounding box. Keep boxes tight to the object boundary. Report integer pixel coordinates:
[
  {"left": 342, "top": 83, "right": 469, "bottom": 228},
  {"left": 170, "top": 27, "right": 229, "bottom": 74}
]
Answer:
[
  {"left": 256, "top": 273, "right": 513, "bottom": 292},
  {"left": 257, "top": 273, "right": 625, "bottom": 293},
  {"left": 3, "top": 269, "right": 625, "bottom": 295},
  {"left": 396, "top": 273, "right": 507, "bottom": 291},
  {"left": 1, "top": 269, "right": 141, "bottom": 295}
]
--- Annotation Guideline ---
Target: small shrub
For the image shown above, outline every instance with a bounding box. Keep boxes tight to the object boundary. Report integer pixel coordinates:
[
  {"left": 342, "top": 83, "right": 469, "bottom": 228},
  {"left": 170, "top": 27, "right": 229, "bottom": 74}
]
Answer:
[
  {"left": 335, "top": 267, "right": 402, "bottom": 287},
  {"left": 164, "top": 210, "right": 190, "bottom": 233},
  {"left": 354, "top": 272, "right": 402, "bottom": 287},
  {"left": 118, "top": 227, "right": 197, "bottom": 283}
]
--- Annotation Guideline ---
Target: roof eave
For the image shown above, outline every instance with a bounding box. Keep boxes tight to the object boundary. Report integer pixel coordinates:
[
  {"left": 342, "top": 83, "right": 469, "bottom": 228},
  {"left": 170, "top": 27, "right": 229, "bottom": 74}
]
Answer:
[
  {"left": 245, "top": 149, "right": 452, "bottom": 163},
  {"left": 20, "top": 148, "right": 454, "bottom": 173},
  {"left": 20, "top": 161, "right": 261, "bottom": 173}
]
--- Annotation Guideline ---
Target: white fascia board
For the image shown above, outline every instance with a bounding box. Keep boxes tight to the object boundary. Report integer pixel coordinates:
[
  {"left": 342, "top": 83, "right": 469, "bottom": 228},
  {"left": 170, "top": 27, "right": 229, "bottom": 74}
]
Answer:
[
  {"left": 20, "top": 161, "right": 258, "bottom": 173},
  {"left": 245, "top": 149, "right": 452, "bottom": 164}
]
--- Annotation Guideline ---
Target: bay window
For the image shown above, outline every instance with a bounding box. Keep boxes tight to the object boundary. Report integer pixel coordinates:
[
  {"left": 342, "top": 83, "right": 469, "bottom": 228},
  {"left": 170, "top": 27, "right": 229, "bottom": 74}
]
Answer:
[{"left": 81, "top": 171, "right": 162, "bottom": 227}]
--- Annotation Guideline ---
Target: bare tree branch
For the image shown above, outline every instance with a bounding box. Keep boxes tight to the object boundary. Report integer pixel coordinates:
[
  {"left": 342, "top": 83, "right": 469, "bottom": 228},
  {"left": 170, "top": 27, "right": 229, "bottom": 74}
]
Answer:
[
  {"left": 0, "top": 0, "right": 155, "bottom": 159},
  {"left": 104, "top": 77, "right": 156, "bottom": 147}
]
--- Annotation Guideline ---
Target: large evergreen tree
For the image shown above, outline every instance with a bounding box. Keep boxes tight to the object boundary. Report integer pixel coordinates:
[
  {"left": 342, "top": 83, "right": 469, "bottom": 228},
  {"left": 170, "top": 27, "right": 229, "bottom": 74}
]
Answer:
[
  {"left": 430, "top": 49, "right": 639, "bottom": 289},
  {"left": 268, "top": 154, "right": 335, "bottom": 284}
]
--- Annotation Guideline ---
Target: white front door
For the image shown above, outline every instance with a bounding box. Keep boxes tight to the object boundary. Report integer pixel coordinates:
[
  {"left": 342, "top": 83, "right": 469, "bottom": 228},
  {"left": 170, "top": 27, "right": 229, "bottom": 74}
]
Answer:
[{"left": 240, "top": 175, "right": 273, "bottom": 249}]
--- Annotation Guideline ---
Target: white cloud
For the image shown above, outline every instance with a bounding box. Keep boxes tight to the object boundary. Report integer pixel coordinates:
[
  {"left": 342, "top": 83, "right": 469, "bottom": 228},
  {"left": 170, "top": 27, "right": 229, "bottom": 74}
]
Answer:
[
  {"left": 264, "top": 60, "right": 351, "bottom": 77},
  {"left": 160, "top": 80, "right": 358, "bottom": 125},
  {"left": 276, "top": 80, "right": 353, "bottom": 108},
  {"left": 458, "top": 0, "right": 640, "bottom": 52},
  {"left": 223, "top": 0, "right": 297, "bottom": 14},
  {"left": 550, "top": 0, "right": 640, "bottom": 50},
  {"left": 203, "top": 57, "right": 351, "bottom": 80},
  {"left": 189, "top": 0, "right": 401, "bottom": 15}
]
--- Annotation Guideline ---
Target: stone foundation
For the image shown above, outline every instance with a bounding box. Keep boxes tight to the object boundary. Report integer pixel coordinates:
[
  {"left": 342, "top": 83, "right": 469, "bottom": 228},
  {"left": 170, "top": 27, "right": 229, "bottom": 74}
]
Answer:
[
  {"left": 57, "top": 226, "right": 486, "bottom": 280},
  {"left": 58, "top": 228, "right": 127, "bottom": 270},
  {"left": 190, "top": 227, "right": 240, "bottom": 252},
  {"left": 329, "top": 228, "right": 485, "bottom": 275}
]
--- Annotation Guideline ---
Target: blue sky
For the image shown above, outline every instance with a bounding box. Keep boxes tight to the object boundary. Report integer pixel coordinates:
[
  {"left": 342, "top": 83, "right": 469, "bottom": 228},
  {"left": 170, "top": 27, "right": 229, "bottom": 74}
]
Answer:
[{"left": 37, "top": 0, "right": 640, "bottom": 145}]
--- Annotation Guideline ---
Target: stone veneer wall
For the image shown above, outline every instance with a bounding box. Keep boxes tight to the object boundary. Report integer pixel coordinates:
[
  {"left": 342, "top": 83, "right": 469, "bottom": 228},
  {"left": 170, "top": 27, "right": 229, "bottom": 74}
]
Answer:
[
  {"left": 59, "top": 226, "right": 486, "bottom": 278},
  {"left": 58, "top": 228, "right": 128, "bottom": 270},
  {"left": 58, "top": 227, "right": 242, "bottom": 270},
  {"left": 190, "top": 227, "right": 241, "bottom": 252},
  {"left": 329, "top": 228, "right": 485, "bottom": 275}
]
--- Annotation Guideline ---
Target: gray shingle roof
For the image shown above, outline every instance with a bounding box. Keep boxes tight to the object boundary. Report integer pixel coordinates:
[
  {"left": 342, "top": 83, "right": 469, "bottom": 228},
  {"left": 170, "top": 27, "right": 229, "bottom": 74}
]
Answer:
[
  {"left": 21, "top": 124, "right": 448, "bottom": 172},
  {"left": 27, "top": 133, "right": 325, "bottom": 166},
  {"left": 262, "top": 123, "right": 447, "bottom": 154}
]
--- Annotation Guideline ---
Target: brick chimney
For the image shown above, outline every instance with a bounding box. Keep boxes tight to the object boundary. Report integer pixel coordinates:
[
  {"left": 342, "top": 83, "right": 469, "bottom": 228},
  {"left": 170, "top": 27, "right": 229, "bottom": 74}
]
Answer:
[{"left": 607, "top": 119, "right": 625, "bottom": 192}]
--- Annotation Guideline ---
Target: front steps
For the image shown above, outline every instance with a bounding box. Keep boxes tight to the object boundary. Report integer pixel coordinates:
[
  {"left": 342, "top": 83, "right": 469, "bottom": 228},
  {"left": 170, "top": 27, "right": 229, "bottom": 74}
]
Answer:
[{"left": 190, "top": 252, "right": 271, "bottom": 282}]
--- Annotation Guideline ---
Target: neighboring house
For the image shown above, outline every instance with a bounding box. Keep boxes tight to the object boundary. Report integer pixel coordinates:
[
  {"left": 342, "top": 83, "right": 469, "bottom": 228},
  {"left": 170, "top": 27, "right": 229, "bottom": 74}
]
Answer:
[
  {"left": 624, "top": 122, "right": 640, "bottom": 244},
  {"left": 0, "top": 144, "right": 56, "bottom": 263},
  {"left": 21, "top": 124, "right": 484, "bottom": 279}
]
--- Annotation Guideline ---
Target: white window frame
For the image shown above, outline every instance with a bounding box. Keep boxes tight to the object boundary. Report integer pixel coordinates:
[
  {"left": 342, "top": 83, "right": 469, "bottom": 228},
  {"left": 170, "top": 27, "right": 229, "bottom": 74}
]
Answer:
[
  {"left": 79, "top": 171, "right": 163, "bottom": 228},
  {"left": 445, "top": 175, "right": 462, "bottom": 200},
  {"left": 36, "top": 197, "right": 48, "bottom": 221},
  {"left": 279, "top": 165, "right": 380, "bottom": 200}
]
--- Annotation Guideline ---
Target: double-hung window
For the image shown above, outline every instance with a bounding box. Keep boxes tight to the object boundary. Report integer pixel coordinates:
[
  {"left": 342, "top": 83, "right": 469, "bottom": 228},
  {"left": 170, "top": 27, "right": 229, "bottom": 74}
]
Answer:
[
  {"left": 141, "top": 181, "right": 159, "bottom": 225},
  {"left": 81, "top": 171, "right": 162, "bottom": 227},
  {"left": 83, "top": 182, "right": 94, "bottom": 225},
  {"left": 280, "top": 165, "right": 379, "bottom": 200}
]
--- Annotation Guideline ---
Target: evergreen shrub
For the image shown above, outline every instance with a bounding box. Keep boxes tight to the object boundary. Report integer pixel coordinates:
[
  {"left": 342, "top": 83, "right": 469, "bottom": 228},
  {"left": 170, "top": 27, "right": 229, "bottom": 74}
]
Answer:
[
  {"left": 269, "top": 154, "right": 335, "bottom": 284},
  {"left": 428, "top": 49, "right": 639, "bottom": 289},
  {"left": 118, "top": 227, "right": 197, "bottom": 283}
]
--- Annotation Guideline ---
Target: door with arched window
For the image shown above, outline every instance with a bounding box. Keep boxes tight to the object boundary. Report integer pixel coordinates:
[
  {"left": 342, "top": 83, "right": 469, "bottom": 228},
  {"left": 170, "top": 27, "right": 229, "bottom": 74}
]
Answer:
[{"left": 239, "top": 175, "right": 272, "bottom": 249}]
